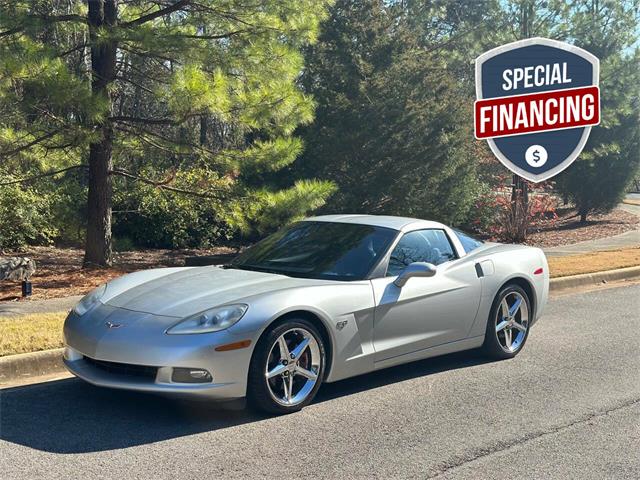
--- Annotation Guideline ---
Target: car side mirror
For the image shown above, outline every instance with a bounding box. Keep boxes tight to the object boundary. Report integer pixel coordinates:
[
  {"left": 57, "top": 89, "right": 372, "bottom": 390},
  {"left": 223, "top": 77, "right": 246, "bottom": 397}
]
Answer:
[{"left": 393, "top": 262, "right": 437, "bottom": 288}]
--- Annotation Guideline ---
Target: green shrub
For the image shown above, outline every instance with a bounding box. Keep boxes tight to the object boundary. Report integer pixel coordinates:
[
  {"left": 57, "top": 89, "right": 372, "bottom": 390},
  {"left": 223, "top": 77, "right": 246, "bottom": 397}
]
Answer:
[
  {"left": 0, "top": 182, "right": 58, "bottom": 250},
  {"left": 112, "top": 179, "right": 233, "bottom": 249}
]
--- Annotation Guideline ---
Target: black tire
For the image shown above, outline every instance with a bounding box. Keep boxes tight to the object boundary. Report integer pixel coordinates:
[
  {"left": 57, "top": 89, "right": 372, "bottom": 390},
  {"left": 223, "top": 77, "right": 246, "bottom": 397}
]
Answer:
[
  {"left": 247, "top": 318, "right": 326, "bottom": 414},
  {"left": 482, "top": 284, "right": 532, "bottom": 360}
]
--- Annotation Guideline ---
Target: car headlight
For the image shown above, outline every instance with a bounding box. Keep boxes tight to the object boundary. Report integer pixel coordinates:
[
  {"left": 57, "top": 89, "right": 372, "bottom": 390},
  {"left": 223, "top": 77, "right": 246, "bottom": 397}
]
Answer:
[
  {"left": 73, "top": 284, "right": 107, "bottom": 316},
  {"left": 166, "top": 304, "right": 248, "bottom": 335}
]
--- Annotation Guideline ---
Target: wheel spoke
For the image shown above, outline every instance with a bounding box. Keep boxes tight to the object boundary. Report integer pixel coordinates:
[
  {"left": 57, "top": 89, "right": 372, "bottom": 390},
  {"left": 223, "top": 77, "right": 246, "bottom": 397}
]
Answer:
[
  {"left": 278, "top": 336, "right": 290, "bottom": 361},
  {"left": 500, "top": 298, "right": 509, "bottom": 320},
  {"left": 286, "top": 375, "right": 294, "bottom": 403},
  {"left": 267, "top": 363, "right": 287, "bottom": 379},
  {"left": 281, "top": 375, "right": 290, "bottom": 402},
  {"left": 512, "top": 321, "right": 527, "bottom": 333},
  {"left": 496, "top": 320, "right": 509, "bottom": 332},
  {"left": 508, "top": 297, "right": 522, "bottom": 318},
  {"left": 295, "top": 366, "right": 318, "bottom": 381},
  {"left": 504, "top": 328, "right": 512, "bottom": 349},
  {"left": 290, "top": 336, "right": 310, "bottom": 360}
]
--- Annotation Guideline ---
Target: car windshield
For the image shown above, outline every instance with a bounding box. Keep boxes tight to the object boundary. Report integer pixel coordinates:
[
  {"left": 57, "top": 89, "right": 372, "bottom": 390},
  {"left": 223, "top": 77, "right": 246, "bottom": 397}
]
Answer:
[{"left": 230, "top": 221, "right": 397, "bottom": 281}]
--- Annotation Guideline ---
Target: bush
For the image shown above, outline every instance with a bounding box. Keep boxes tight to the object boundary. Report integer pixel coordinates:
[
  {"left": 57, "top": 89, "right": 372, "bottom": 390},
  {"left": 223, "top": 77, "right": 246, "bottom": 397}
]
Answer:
[
  {"left": 0, "top": 182, "right": 58, "bottom": 250},
  {"left": 555, "top": 142, "right": 638, "bottom": 222},
  {"left": 112, "top": 170, "right": 335, "bottom": 249},
  {"left": 474, "top": 183, "right": 557, "bottom": 244},
  {"left": 50, "top": 173, "right": 87, "bottom": 244},
  {"left": 113, "top": 182, "right": 232, "bottom": 249}
]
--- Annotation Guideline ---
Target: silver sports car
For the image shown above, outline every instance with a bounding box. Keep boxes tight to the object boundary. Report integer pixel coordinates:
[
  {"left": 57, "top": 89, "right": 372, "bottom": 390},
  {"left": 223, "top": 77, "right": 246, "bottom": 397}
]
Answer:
[{"left": 64, "top": 215, "right": 549, "bottom": 413}]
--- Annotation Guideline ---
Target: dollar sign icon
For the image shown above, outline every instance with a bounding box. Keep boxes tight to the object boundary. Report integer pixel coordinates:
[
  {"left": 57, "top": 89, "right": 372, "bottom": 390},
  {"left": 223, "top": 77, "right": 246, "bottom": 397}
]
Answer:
[{"left": 525, "top": 145, "right": 548, "bottom": 168}]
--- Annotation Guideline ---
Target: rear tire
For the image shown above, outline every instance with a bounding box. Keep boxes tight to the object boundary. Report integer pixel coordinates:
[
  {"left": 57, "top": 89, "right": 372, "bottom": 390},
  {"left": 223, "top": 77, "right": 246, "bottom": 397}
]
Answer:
[
  {"left": 247, "top": 318, "right": 326, "bottom": 414},
  {"left": 482, "top": 284, "right": 531, "bottom": 359}
]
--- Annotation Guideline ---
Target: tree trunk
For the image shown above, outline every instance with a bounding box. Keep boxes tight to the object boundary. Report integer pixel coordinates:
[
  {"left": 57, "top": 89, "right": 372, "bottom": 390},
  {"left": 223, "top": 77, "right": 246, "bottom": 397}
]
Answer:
[
  {"left": 200, "top": 115, "right": 208, "bottom": 146},
  {"left": 511, "top": 174, "right": 529, "bottom": 215},
  {"left": 84, "top": 0, "right": 118, "bottom": 267},
  {"left": 85, "top": 126, "right": 114, "bottom": 267}
]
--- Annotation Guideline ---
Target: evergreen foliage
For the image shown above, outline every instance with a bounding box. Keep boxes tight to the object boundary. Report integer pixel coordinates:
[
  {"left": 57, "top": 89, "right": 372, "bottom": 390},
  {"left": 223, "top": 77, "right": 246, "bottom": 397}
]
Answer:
[
  {"left": 0, "top": 0, "right": 334, "bottom": 263},
  {"left": 555, "top": 0, "right": 640, "bottom": 221},
  {"left": 0, "top": 0, "right": 637, "bottom": 254},
  {"left": 295, "top": 0, "right": 484, "bottom": 225}
]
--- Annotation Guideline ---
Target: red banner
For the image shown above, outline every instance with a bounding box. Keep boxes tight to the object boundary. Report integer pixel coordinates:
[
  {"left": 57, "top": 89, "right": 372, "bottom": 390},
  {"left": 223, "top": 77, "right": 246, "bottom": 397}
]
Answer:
[{"left": 474, "top": 86, "right": 600, "bottom": 139}]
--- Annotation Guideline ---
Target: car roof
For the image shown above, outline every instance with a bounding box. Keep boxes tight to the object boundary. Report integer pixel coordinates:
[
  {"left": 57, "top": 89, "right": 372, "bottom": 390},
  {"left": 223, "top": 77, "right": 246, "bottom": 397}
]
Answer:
[{"left": 303, "top": 214, "right": 448, "bottom": 232}]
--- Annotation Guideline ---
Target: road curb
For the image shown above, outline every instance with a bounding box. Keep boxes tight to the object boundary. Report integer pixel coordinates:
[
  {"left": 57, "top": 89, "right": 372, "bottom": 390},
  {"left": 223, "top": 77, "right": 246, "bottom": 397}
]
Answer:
[
  {"left": 1, "top": 265, "right": 639, "bottom": 384},
  {"left": 550, "top": 265, "right": 640, "bottom": 291},
  {"left": 0, "top": 348, "right": 65, "bottom": 384}
]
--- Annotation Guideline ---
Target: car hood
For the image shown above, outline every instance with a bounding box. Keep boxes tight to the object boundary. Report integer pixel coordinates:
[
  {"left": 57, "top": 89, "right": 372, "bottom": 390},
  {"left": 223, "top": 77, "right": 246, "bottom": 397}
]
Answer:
[{"left": 102, "top": 266, "right": 330, "bottom": 318}]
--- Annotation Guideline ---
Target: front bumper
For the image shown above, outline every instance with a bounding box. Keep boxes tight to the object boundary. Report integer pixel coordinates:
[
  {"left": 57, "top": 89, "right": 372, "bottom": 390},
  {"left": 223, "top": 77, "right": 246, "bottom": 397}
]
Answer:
[
  {"left": 63, "top": 305, "right": 256, "bottom": 400},
  {"left": 63, "top": 348, "right": 242, "bottom": 400}
]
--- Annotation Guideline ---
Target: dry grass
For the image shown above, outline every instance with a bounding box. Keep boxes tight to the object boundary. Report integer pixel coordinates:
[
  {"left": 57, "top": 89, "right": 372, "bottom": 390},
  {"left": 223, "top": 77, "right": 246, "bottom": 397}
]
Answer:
[
  {"left": 548, "top": 247, "right": 640, "bottom": 278},
  {"left": 0, "top": 312, "right": 66, "bottom": 357}
]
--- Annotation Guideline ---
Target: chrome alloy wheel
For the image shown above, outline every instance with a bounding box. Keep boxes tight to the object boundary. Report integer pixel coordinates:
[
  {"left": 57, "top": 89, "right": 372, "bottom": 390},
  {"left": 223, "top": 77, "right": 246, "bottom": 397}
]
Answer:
[
  {"left": 495, "top": 291, "right": 529, "bottom": 353},
  {"left": 265, "top": 328, "right": 322, "bottom": 407}
]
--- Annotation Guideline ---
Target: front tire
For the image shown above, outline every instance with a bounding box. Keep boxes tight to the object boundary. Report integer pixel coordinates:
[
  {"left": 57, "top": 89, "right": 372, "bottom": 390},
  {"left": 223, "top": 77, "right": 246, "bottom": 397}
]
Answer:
[
  {"left": 247, "top": 319, "right": 326, "bottom": 414},
  {"left": 482, "top": 284, "right": 531, "bottom": 359}
]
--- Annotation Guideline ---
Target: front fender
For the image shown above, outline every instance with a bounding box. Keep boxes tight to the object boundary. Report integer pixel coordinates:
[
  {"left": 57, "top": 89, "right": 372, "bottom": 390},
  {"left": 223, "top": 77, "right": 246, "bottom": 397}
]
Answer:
[{"left": 228, "top": 282, "right": 377, "bottom": 382}]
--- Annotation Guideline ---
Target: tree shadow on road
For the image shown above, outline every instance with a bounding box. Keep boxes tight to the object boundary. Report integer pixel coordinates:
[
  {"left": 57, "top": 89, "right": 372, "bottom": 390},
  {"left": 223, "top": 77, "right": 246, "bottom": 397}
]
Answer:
[{"left": 0, "top": 350, "right": 491, "bottom": 454}]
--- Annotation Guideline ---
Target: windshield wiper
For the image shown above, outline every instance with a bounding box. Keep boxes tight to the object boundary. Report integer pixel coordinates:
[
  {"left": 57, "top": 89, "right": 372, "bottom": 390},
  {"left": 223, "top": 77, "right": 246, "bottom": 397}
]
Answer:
[{"left": 222, "top": 263, "right": 291, "bottom": 276}]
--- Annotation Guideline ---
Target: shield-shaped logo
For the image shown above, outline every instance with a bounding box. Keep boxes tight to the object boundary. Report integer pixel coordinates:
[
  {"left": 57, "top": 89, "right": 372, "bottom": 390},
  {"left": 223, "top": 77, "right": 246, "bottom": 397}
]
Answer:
[{"left": 474, "top": 38, "right": 600, "bottom": 182}]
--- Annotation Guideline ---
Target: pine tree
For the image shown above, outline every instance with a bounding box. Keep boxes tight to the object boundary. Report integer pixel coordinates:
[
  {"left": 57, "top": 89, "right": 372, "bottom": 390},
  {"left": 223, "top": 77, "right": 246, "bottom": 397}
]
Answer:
[
  {"left": 296, "top": 0, "right": 483, "bottom": 225},
  {"left": 555, "top": 0, "right": 640, "bottom": 222},
  {"left": 0, "top": 1, "right": 334, "bottom": 266}
]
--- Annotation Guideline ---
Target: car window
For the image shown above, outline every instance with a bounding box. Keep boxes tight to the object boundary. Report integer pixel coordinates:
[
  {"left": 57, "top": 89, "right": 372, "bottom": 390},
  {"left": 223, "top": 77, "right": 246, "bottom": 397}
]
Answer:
[
  {"left": 231, "top": 221, "right": 397, "bottom": 281},
  {"left": 453, "top": 228, "right": 484, "bottom": 253},
  {"left": 386, "top": 229, "right": 456, "bottom": 276}
]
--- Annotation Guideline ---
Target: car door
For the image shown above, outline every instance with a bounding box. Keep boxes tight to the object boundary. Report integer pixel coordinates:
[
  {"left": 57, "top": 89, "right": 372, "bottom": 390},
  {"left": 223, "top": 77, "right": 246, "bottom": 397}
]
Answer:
[{"left": 371, "top": 228, "right": 481, "bottom": 362}]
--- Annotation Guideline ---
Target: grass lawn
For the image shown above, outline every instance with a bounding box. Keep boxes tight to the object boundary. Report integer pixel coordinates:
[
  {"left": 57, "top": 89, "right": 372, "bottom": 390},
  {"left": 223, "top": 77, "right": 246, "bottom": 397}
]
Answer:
[
  {"left": 547, "top": 247, "right": 640, "bottom": 278},
  {"left": 0, "top": 312, "right": 66, "bottom": 357},
  {"left": 1, "top": 249, "right": 639, "bottom": 357}
]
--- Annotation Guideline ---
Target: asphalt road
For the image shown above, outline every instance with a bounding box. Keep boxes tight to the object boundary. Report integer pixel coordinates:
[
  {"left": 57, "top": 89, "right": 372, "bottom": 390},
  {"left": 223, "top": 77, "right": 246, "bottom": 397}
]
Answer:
[{"left": 1, "top": 283, "right": 639, "bottom": 479}]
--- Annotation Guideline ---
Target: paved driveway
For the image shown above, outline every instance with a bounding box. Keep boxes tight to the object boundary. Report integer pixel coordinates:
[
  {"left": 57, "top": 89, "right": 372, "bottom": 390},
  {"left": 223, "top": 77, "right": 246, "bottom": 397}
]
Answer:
[{"left": 1, "top": 283, "right": 639, "bottom": 479}]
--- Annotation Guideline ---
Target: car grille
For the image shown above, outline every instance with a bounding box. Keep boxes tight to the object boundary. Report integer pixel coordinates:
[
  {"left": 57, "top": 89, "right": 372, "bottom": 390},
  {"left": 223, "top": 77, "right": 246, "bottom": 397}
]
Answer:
[{"left": 83, "top": 356, "right": 158, "bottom": 380}]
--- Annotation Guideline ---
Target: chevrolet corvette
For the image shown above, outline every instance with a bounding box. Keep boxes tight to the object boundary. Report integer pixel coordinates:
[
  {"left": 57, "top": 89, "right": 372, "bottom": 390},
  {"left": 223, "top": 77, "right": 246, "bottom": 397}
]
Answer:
[{"left": 64, "top": 215, "right": 549, "bottom": 413}]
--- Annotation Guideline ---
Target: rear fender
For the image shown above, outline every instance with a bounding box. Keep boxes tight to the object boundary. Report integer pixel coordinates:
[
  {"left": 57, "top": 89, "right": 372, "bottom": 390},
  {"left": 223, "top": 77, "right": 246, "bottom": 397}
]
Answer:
[{"left": 465, "top": 244, "right": 549, "bottom": 337}]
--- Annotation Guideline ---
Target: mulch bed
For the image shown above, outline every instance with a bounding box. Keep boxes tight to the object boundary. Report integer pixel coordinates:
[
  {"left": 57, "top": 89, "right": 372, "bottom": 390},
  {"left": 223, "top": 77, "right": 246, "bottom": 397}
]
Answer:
[
  {"left": 0, "top": 246, "right": 240, "bottom": 301},
  {"left": 525, "top": 207, "right": 639, "bottom": 248},
  {"left": 1, "top": 206, "right": 637, "bottom": 300}
]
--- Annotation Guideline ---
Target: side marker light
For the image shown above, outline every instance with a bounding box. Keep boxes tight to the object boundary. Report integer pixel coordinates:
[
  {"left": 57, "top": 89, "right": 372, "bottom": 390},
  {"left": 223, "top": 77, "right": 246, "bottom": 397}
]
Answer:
[{"left": 215, "top": 340, "right": 252, "bottom": 352}]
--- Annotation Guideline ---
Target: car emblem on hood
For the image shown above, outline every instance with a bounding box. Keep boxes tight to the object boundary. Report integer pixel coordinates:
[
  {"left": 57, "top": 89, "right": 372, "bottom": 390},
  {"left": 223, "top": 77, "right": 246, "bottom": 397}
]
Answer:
[{"left": 105, "top": 321, "right": 123, "bottom": 329}]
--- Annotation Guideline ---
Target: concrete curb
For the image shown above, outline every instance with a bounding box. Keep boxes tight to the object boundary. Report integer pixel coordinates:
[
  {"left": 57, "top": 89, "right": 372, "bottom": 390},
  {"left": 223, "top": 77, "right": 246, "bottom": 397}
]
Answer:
[
  {"left": 549, "top": 265, "right": 640, "bottom": 291},
  {"left": 0, "top": 347, "right": 64, "bottom": 384},
  {"left": 1, "top": 265, "right": 639, "bottom": 384}
]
